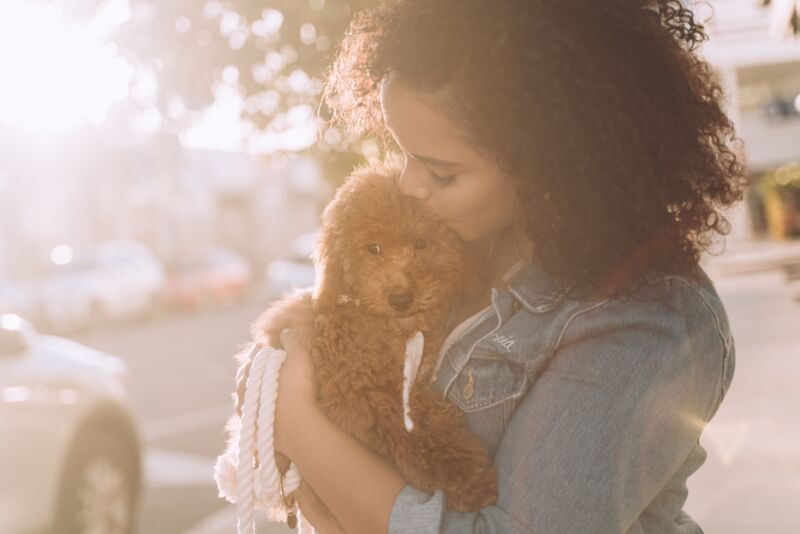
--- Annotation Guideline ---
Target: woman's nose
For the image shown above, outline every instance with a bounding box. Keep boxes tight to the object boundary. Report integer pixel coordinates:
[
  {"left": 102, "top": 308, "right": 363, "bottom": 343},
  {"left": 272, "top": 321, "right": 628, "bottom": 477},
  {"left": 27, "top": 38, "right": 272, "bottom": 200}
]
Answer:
[{"left": 398, "top": 163, "right": 431, "bottom": 200}]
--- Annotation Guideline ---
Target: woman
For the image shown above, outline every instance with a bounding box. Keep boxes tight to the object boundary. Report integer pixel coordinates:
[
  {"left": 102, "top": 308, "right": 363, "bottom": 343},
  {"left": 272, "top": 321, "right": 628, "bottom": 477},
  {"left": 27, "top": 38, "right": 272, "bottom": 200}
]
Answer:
[{"left": 266, "top": 0, "right": 745, "bottom": 532}]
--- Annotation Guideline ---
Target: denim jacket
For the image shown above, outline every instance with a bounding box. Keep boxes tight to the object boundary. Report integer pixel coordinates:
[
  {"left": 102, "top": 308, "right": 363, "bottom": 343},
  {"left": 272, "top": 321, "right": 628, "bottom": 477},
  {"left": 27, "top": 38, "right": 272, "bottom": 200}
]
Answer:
[{"left": 388, "top": 261, "right": 735, "bottom": 534}]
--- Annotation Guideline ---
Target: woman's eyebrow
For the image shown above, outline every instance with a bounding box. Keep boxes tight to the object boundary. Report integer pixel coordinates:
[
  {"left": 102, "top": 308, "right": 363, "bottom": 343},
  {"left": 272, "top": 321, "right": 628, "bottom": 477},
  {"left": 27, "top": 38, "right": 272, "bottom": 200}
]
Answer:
[{"left": 409, "top": 153, "right": 461, "bottom": 168}]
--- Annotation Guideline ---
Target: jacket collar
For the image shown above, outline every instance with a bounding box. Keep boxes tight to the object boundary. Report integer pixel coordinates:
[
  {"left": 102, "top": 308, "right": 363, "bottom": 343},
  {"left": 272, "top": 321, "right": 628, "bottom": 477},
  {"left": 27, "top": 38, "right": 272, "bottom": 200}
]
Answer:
[{"left": 506, "top": 260, "right": 574, "bottom": 314}]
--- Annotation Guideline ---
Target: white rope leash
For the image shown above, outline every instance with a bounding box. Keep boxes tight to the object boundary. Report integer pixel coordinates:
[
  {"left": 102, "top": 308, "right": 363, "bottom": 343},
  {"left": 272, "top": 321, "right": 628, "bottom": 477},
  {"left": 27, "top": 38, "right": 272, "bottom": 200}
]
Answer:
[
  {"left": 234, "top": 344, "right": 302, "bottom": 533},
  {"left": 217, "top": 331, "right": 424, "bottom": 533}
]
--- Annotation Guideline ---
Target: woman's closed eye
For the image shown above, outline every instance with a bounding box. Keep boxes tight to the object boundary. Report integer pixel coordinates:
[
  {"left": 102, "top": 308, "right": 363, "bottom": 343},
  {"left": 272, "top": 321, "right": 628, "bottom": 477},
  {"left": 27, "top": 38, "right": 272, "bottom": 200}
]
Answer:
[{"left": 430, "top": 172, "right": 456, "bottom": 186}]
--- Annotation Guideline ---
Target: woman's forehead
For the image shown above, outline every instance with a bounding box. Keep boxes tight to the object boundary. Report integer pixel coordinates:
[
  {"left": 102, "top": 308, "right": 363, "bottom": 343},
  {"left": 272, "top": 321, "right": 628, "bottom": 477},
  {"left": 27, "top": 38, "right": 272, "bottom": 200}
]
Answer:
[
  {"left": 380, "top": 74, "right": 474, "bottom": 164},
  {"left": 380, "top": 75, "right": 450, "bottom": 138}
]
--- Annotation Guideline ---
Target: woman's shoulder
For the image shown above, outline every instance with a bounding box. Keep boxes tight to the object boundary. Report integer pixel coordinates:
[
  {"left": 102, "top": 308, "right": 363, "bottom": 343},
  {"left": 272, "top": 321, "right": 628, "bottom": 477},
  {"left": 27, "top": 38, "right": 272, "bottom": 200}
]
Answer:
[
  {"left": 503, "top": 263, "right": 734, "bottom": 368},
  {"left": 445, "top": 264, "right": 734, "bottom": 439},
  {"left": 490, "top": 264, "right": 733, "bottom": 422},
  {"left": 570, "top": 267, "right": 734, "bottom": 353}
]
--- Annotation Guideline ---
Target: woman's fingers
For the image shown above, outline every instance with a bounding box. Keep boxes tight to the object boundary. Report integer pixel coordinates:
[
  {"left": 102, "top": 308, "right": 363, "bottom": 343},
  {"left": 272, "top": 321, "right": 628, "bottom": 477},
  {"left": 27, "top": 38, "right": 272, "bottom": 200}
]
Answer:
[
  {"left": 274, "top": 328, "right": 317, "bottom": 455},
  {"left": 235, "top": 332, "right": 302, "bottom": 417},
  {"left": 280, "top": 327, "right": 298, "bottom": 352},
  {"left": 277, "top": 328, "right": 316, "bottom": 400}
]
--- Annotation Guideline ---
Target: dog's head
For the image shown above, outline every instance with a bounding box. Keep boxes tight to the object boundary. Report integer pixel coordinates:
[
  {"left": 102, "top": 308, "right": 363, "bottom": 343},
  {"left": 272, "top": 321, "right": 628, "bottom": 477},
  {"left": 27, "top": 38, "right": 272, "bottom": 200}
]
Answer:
[{"left": 313, "top": 159, "right": 471, "bottom": 327}]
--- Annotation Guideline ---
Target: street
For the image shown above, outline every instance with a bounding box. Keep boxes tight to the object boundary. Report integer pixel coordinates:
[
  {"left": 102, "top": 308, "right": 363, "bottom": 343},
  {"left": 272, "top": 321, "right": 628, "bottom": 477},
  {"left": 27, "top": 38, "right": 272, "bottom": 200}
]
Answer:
[
  {"left": 71, "top": 265, "right": 800, "bottom": 534},
  {"left": 73, "top": 299, "right": 291, "bottom": 534}
]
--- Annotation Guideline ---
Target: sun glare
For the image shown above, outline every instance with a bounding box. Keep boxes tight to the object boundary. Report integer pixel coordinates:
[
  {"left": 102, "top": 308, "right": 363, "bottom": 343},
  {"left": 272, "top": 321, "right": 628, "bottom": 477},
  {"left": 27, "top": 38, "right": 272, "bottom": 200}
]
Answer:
[
  {"left": 0, "top": 1, "right": 133, "bottom": 134},
  {"left": 50, "top": 245, "right": 75, "bottom": 266}
]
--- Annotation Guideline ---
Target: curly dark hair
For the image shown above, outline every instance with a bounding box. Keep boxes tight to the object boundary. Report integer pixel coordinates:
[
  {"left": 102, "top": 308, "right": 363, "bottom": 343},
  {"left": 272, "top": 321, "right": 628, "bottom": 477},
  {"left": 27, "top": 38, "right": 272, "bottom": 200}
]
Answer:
[{"left": 323, "top": 0, "right": 747, "bottom": 293}]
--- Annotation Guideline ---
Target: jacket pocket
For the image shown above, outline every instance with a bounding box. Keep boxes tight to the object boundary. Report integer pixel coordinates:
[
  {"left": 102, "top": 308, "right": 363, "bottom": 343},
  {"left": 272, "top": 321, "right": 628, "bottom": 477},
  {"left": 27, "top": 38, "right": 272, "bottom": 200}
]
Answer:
[{"left": 446, "top": 348, "right": 528, "bottom": 413}]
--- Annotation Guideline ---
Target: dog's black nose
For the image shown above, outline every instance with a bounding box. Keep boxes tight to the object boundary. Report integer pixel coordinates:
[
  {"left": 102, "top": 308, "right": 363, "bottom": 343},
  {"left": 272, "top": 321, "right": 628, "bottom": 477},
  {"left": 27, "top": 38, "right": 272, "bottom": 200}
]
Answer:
[{"left": 388, "top": 291, "right": 414, "bottom": 311}]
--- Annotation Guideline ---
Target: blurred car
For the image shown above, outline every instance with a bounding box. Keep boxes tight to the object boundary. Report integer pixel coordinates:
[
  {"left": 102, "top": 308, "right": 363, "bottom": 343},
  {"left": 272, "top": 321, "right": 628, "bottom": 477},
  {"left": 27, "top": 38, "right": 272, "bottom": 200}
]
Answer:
[
  {"left": 0, "top": 314, "right": 142, "bottom": 534},
  {"left": 80, "top": 239, "right": 165, "bottom": 321},
  {"left": 164, "top": 248, "right": 252, "bottom": 309},
  {"left": 25, "top": 240, "right": 165, "bottom": 331},
  {"left": 263, "top": 231, "right": 317, "bottom": 301},
  {"left": 0, "top": 272, "right": 35, "bottom": 317},
  {"left": 28, "top": 258, "right": 96, "bottom": 333}
]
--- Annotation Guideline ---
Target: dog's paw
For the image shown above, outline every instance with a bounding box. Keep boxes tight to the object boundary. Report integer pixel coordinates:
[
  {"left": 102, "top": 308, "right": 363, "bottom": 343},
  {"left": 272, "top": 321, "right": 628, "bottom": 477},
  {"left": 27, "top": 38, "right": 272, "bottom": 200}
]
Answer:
[{"left": 445, "top": 465, "right": 498, "bottom": 512}]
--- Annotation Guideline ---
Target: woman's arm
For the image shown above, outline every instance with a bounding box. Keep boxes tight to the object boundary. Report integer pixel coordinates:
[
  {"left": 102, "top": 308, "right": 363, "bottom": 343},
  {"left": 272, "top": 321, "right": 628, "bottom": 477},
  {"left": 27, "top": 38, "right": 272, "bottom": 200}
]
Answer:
[{"left": 274, "top": 330, "right": 408, "bottom": 534}]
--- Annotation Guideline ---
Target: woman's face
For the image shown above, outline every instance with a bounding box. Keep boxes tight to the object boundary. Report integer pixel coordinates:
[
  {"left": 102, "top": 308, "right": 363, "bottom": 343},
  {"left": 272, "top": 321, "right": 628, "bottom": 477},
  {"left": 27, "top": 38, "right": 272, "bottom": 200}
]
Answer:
[{"left": 380, "top": 73, "right": 521, "bottom": 242}]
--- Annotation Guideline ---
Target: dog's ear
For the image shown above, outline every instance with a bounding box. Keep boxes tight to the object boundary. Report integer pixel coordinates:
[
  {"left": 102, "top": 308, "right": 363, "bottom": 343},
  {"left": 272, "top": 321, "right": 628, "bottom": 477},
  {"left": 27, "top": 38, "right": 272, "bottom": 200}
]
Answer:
[{"left": 312, "top": 208, "right": 346, "bottom": 310}]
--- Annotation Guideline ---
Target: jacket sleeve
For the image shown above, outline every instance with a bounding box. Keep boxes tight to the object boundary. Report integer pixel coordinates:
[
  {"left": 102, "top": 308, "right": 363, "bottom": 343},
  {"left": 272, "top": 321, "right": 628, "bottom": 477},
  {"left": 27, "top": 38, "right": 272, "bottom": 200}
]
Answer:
[{"left": 388, "top": 294, "right": 729, "bottom": 533}]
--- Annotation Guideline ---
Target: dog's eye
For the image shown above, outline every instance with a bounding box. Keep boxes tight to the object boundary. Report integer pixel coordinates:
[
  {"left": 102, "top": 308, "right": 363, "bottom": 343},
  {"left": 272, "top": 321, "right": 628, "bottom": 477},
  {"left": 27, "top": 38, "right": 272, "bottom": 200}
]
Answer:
[
  {"left": 367, "top": 243, "right": 382, "bottom": 255},
  {"left": 414, "top": 239, "right": 427, "bottom": 250}
]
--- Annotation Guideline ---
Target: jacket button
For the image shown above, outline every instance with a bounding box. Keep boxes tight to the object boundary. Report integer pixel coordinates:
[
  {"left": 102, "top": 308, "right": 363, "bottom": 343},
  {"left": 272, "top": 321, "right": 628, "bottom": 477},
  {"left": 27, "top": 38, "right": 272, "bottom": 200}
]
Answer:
[
  {"left": 462, "top": 382, "right": 474, "bottom": 400},
  {"left": 462, "top": 369, "right": 475, "bottom": 400}
]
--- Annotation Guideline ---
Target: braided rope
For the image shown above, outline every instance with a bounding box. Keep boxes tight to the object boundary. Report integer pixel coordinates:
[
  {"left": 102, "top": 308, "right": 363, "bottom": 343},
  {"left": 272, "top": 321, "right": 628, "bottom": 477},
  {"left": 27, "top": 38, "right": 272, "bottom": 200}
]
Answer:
[
  {"left": 229, "top": 330, "right": 423, "bottom": 532},
  {"left": 236, "top": 344, "right": 301, "bottom": 533}
]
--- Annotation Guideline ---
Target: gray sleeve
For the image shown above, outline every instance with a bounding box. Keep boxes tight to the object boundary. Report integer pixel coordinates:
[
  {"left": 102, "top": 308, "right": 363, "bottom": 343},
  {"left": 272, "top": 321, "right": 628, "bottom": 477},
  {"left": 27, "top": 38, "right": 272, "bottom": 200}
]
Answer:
[
  {"left": 390, "top": 485, "right": 532, "bottom": 533},
  {"left": 389, "top": 297, "right": 725, "bottom": 533}
]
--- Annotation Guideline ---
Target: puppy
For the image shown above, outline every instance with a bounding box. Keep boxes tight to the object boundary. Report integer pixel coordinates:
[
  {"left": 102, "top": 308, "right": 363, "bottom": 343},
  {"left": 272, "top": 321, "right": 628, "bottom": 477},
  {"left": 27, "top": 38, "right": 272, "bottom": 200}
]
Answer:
[{"left": 222, "top": 159, "right": 497, "bottom": 515}]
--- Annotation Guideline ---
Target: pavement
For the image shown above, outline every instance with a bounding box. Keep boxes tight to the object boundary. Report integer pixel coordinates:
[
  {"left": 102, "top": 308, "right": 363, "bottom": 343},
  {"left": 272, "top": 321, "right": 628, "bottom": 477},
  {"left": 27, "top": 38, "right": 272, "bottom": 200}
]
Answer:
[
  {"left": 188, "top": 240, "right": 800, "bottom": 534},
  {"left": 687, "top": 244, "right": 800, "bottom": 534}
]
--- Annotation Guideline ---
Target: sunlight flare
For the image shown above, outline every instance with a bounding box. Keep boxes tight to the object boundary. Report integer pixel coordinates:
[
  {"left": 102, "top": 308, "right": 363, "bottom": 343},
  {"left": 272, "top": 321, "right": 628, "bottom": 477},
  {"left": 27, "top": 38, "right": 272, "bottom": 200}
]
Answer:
[{"left": 0, "top": 1, "right": 133, "bottom": 134}]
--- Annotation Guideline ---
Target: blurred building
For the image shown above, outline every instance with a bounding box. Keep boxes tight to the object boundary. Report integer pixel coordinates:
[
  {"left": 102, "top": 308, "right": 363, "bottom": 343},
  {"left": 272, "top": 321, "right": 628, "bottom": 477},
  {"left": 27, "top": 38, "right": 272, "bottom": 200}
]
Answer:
[
  {"left": 0, "top": 130, "right": 99, "bottom": 278},
  {"left": 701, "top": 0, "right": 800, "bottom": 241},
  {"left": 0, "top": 123, "right": 330, "bottom": 278},
  {"left": 180, "top": 149, "right": 331, "bottom": 269}
]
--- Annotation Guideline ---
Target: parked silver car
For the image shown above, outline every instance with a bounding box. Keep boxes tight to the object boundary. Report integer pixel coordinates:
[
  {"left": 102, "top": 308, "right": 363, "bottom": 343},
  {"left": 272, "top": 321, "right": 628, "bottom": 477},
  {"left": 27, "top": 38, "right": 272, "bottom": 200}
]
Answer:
[{"left": 0, "top": 314, "right": 142, "bottom": 534}]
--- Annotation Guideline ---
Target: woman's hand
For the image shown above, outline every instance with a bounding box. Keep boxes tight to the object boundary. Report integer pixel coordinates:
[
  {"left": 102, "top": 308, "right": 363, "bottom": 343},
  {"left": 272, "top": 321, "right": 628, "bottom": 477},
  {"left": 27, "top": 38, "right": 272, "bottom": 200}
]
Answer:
[
  {"left": 276, "top": 329, "right": 315, "bottom": 402},
  {"left": 234, "top": 329, "right": 317, "bottom": 456},
  {"left": 274, "top": 328, "right": 317, "bottom": 456},
  {"left": 273, "top": 332, "right": 347, "bottom": 530},
  {"left": 236, "top": 329, "right": 405, "bottom": 533},
  {"left": 233, "top": 332, "right": 369, "bottom": 531}
]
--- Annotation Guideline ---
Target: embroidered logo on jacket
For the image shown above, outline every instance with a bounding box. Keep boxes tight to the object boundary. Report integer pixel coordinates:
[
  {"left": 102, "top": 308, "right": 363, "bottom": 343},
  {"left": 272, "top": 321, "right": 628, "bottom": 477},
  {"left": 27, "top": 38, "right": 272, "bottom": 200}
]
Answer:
[{"left": 491, "top": 333, "right": 515, "bottom": 352}]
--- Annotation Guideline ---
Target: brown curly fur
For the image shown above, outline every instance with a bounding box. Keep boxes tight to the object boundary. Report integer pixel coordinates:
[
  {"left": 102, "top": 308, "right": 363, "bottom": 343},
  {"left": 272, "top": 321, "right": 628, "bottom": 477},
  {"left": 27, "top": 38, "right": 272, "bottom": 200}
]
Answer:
[
  {"left": 322, "top": 0, "right": 748, "bottom": 296},
  {"left": 231, "top": 159, "right": 496, "bottom": 512}
]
